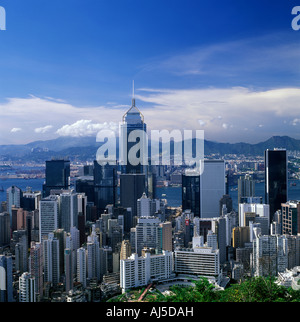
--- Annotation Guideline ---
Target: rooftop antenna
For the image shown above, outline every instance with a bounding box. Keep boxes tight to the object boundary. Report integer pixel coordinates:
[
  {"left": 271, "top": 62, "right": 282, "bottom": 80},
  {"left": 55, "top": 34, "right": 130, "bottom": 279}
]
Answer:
[
  {"left": 132, "top": 80, "right": 136, "bottom": 107},
  {"left": 122, "top": 80, "right": 144, "bottom": 122}
]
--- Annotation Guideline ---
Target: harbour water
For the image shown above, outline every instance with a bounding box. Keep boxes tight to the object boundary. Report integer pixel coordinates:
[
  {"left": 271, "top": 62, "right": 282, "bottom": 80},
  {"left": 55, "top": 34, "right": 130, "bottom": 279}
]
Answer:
[
  {"left": 1, "top": 178, "right": 300, "bottom": 213},
  {"left": 0, "top": 177, "right": 45, "bottom": 202}
]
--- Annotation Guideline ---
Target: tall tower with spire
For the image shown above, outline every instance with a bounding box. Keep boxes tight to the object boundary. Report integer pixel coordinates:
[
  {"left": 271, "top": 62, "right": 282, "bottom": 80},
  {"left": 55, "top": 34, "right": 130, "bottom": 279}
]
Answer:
[{"left": 120, "top": 81, "right": 147, "bottom": 174}]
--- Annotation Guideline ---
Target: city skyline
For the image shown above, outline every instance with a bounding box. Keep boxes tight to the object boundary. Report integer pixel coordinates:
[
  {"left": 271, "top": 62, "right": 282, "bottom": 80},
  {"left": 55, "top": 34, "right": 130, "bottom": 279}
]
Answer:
[
  {"left": 3, "top": 1, "right": 300, "bottom": 307},
  {"left": 1, "top": 1, "right": 300, "bottom": 145}
]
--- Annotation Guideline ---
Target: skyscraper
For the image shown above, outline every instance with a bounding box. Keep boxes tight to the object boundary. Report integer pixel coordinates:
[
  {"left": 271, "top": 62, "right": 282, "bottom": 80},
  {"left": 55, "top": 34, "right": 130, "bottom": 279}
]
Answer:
[
  {"left": 43, "top": 233, "right": 60, "bottom": 286},
  {"left": 182, "top": 160, "right": 225, "bottom": 218},
  {"left": 265, "top": 149, "right": 287, "bottom": 222},
  {"left": 29, "top": 242, "right": 43, "bottom": 299},
  {"left": 15, "top": 232, "right": 28, "bottom": 273},
  {"left": 53, "top": 229, "right": 66, "bottom": 277},
  {"left": 200, "top": 160, "right": 226, "bottom": 218},
  {"left": 6, "top": 185, "right": 21, "bottom": 223},
  {"left": 174, "top": 241, "right": 220, "bottom": 282},
  {"left": 43, "top": 159, "right": 70, "bottom": 197},
  {"left": 159, "top": 221, "right": 173, "bottom": 252},
  {"left": 0, "top": 254, "right": 13, "bottom": 302},
  {"left": 120, "top": 89, "right": 147, "bottom": 174},
  {"left": 120, "top": 173, "right": 146, "bottom": 218},
  {"left": 64, "top": 248, "right": 73, "bottom": 293},
  {"left": 120, "top": 240, "right": 132, "bottom": 260},
  {"left": 252, "top": 233, "right": 287, "bottom": 277},
  {"left": 93, "top": 160, "right": 117, "bottom": 215},
  {"left": 77, "top": 247, "right": 87, "bottom": 288},
  {"left": 120, "top": 251, "right": 173, "bottom": 292},
  {"left": 137, "top": 192, "right": 160, "bottom": 217},
  {"left": 239, "top": 203, "right": 270, "bottom": 228},
  {"left": 137, "top": 192, "right": 152, "bottom": 217},
  {"left": 135, "top": 216, "right": 161, "bottom": 256},
  {"left": 75, "top": 176, "right": 95, "bottom": 203},
  {"left": 87, "top": 225, "right": 101, "bottom": 281},
  {"left": 238, "top": 174, "right": 255, "bottom": 205},
  {"left": 281, "top": 201, "right": 300, "bottom": 235},
  {"left": 182, "top": 169, "right": 200, "bottom": 217},
  {"left": 21, "top": 190, "right": 41, "bottom": 212},
  {"left": 19, "top": 272, "right": 36, "bottom": 302},
  {"left": 59, "top": 191, "right": 79, "bottom": 233},
  {"left": 0, "top": 212, "right": 10, "bottom": 247},
  {"left": 39, "top": 195, "right": 59, "bottom": 242}
]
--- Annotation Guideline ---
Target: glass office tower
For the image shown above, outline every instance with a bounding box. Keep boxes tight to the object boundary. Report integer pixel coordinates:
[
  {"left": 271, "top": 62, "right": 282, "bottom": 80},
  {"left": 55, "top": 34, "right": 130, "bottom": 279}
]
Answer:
[
  {"left": 120, "top": 95, "right": 147, "bottom": 174},
  {"left": 265, "top": 149, "right": 287, "bottom": 222},
  {"left": 120, "top": 173, "right": 146, "bottom": 218},
  {"left": 43, "top": 159, "right": 70, "bottom": 197},
  {"left": 93, "top": 160, "right": 117, "bottom": 215},
  {"left": 182, "top": 170, "right": 200, "bottom": 217}
]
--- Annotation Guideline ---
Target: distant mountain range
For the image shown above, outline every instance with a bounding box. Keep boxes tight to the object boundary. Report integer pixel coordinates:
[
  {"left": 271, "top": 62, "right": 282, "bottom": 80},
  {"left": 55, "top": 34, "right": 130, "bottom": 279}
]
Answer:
[{"left": 0, "top": 135, "right": 299, "bottom": 162}]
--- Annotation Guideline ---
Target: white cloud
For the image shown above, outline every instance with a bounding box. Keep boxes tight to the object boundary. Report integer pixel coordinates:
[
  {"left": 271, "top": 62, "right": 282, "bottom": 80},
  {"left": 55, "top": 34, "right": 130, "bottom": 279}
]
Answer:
[
  {"left": 136, "top": 86, "right": 300, "bottom": 143},
  {"left": 198, "top": 119, "right": 206, "bottom": 127},
  {"left": 0, "top": 96, "right": 124, "bottom": 144},
  {"left": 3, "top": 86, "right": 300, "bottom": 145},
  {"left": 56, "top": 120, "right": 118, "bottom": 137},
  {"left": 222, "top": 123, "right": 229, "bottom": 130},
  {"left": 34, "top": 125, "right": 53, "bottom": 134},
  {"left": 11, "top": 128, "right": 22, "bottom": 133},
  {"left": 291, "top": 118, "right": 300, "bottom": 126}
]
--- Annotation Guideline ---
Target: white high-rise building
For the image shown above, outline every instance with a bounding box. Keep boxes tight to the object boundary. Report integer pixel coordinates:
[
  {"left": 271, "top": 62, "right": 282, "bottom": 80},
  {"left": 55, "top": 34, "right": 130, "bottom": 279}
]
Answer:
[
  {"left": 77, "top": 192, "right": 87, "bottom": 219},
  {"left": 207, "top": 230, "right": 218, "bottom": 251},
  {"left": 70, "top": 227, "right": 80, "bottom": 250},
  {"left": 135, "top": 216, "right": 161, "bottom": 256},
  {"left": 252, "top": 233, "right": 288, "bottom": 277},
  {"left": 86, "top": 225, "right": 101, "bottom": 281},
  {"left": 224, "top": 212, "right": 238, "bottom": 246},
  {"left": 120, "top": 250, "right": 173, "bottom": 292},
  {"left": 60, "top": 191, "right": 79, "bottom": 233},
  {"left": 6, "top": 185, "right": 21, "bottom": 223},
  {"left": 29, "top": 242, "right": 43, "bottom": 298},
  {"left": 174, "top": 244, "right": 221, "bottom": 284},
  {"left": 200, "top": 160, "right": 225, "bottom": 218},
  {"left": 239, "top": 203, "right": 270, "bottom": 227},
  {"left": 137, "top": 193, "right": 151, "bottom": 217},
  {"left": 69, "top": 227, "right": 80, "bottom": 274},
  {"left": 137, "top": 193, "right": 160, "bottom": 217},
  {"left": 39, "top": 195, "right": 59, "bottom": 242},
  {"left": 77, "top": 247, "right": 87, "bottom": 288},
  {"left": 19, "top": 272, "right": 36, "bottom": 302},
  {"left": 15, "top": 233, "right": 28, "bottom": 273},
  {"left": 64, "top": 248, "right": 73, "bottom": 293},
  {"left": 43, "top": 233, "right": 60, "bottom": 285}
]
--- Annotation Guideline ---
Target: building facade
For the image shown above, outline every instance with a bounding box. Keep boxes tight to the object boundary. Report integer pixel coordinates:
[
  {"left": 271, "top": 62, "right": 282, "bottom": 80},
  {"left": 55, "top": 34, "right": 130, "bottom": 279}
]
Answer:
[
  {"left": 19, "top": 272, "right": 36, "bottom": 302},
  {"left": 120, "top": 250, "right": 173, "bottom": 292},
  {"left": 265, "top": 149, "right": 287, "bottom": 222}
]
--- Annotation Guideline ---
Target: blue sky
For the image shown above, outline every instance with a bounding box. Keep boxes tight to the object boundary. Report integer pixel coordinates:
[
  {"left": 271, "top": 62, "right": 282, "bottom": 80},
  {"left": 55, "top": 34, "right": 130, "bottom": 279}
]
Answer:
[{"left": 1, "top": 0, "right": 300, "bottom": 144}]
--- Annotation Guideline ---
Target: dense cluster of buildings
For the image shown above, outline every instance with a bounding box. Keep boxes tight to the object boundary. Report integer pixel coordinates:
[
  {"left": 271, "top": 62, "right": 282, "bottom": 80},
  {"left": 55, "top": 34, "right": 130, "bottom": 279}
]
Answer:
[{"left": 0, "top": 97, "right": 299, "bottom": 302}]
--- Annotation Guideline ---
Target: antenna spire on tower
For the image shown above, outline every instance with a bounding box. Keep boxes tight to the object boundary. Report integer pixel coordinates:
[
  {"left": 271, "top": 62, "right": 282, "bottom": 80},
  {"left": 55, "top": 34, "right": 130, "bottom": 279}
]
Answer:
[{"left": 132, "top": 80, "right": 136, "bottom": 107}]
